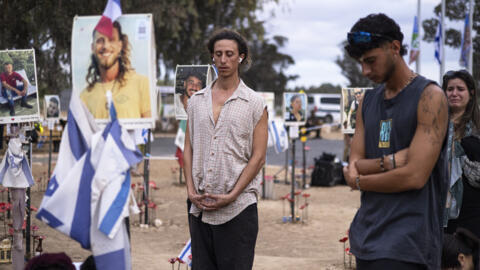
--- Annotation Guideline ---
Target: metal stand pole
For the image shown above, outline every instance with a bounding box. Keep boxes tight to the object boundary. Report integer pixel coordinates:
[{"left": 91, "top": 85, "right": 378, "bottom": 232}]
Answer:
[
  {"left": 290, "top": 139, "right": 296, "bottom": 222},
  {"left": 25, "top": 141, "right": 32, "bottom": 259},
  {"left": 302, "top": 140, "right": 306, "bottom": 188},
  {"left": 284, "top": 149, "right": 289, "bottom": 184},
  {"left": 143, "top": 129, "right": 151, "bottom": 225},
  {"left": 48, "top": 129, "right": 52, "bottom": 181}
]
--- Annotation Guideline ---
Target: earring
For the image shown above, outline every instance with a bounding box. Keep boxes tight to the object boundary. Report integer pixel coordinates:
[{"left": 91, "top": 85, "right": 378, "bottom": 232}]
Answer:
[
  {"left": 212, "top": 58, "right": 215, "bottom": 62},
  {"left": 238, "top": 58, "right": 243, "bottom": 63}
]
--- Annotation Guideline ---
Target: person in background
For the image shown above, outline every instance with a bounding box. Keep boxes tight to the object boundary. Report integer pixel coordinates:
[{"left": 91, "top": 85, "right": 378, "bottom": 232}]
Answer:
[
  {"left": 442, "top": 228, "right": 480, "bottom": 270},
  {"left": 442, "top": 70, "right": 480, "bottom": 238}
]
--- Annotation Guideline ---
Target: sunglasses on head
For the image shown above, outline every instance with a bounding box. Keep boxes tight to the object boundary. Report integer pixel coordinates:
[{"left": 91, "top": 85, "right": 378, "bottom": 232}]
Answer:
[
  {"left": 347, "top": 31, "right": 391, "bottom": 44},
  {"left": 442, "top": 69, "right": 470, "bottom": 83}
]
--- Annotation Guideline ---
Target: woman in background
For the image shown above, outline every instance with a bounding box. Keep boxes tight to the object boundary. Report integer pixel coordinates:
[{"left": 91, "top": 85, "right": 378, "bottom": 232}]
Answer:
[{"left": 442, "top": 70, "right": 480, "bottom": 238}]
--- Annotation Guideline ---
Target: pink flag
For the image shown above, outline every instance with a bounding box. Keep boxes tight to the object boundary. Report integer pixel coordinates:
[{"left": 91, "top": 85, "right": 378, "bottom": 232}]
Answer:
[{"left": 95, "top": 0, "right": 122, "bottom": 38}]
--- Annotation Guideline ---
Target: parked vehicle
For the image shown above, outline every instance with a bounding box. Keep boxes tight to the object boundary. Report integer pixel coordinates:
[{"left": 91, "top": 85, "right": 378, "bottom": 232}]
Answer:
[{"left": 307, "top": 93, "right": 341, "bottom": 123}]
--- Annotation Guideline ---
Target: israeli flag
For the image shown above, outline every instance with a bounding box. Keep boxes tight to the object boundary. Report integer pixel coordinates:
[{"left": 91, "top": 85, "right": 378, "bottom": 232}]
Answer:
[
  {"left": 268, "top": 120, "right": 289, "bottom": 154},
  {"left": 434, "top": 21, "right": 443, "bottom": 65},
  {"left": 0, "top": 138, "right": 35, "bottom": 188},
  {"left": 37, "top": 96, "right": 142, "bottom": 270},
  {"left": 177, "top": 239, "right": 192, "bottom": 266}
]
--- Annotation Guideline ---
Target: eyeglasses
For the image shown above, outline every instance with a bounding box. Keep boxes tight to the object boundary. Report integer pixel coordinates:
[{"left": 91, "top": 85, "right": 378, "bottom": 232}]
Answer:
[{"left": 347, "top": 31, "right": 391, "bottom": 44}]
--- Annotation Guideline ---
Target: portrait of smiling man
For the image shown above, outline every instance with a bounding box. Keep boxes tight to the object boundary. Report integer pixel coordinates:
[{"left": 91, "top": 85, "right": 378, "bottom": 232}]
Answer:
[{"left": 80, "top": 20, "right": 151, "bottom": 120}]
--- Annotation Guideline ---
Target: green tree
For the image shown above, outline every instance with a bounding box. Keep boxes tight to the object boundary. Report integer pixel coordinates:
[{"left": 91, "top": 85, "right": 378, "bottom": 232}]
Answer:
[
  {"left": 422, "top": 0, "right": 480, "bottom": 82},
  {"left": 335, "top": 41, "right": 376, "bottom": 88},
  {"left": 242, "top": 35, "right": 298, "bottom": 107},
  {"left": 0, "top": 0, "right": 296, "bottom": 98}
]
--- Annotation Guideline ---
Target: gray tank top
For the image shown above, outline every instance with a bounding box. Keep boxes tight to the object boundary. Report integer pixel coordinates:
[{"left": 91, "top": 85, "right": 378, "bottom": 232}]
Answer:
[{"left": 349, "top": 75, "right": 448, "bottom": 269}]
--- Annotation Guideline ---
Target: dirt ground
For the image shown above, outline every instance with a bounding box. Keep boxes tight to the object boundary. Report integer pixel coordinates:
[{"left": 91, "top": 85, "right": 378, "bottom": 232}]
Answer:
[{"left": 0, "top": 128, "right": 361, "bottom": 270}]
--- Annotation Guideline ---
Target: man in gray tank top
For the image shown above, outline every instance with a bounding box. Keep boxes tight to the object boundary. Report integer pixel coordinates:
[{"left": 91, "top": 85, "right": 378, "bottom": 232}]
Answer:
[{"left": 342, "top": 14, "right": 449, "bottom": 269}]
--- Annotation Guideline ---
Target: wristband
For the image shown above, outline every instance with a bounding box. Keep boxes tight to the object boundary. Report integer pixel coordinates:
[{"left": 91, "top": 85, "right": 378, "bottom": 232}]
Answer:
[
  {"left": 355, "top": 176, "right": 361, "bottom": 191},
  {"left": 379, "top": 155, "right": 386, "bottom": 172},
  {"left": 391, "top": 153, "right": 396, "bottom": 169}
]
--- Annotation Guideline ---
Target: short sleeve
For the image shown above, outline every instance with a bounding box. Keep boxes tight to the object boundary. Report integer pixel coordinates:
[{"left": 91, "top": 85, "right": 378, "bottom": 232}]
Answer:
[
  {"left": 252, "top": 94, "right": 267, "bottom": 127},
  {"left": 14, "top": 72, "right": 24, "bottom": 82}
]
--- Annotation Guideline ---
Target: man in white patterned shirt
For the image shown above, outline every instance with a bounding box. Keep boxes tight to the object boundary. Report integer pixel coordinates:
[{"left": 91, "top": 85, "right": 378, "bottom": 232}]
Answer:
[{"left": 183, "top": 28, "right": 268, "bottom": 270}]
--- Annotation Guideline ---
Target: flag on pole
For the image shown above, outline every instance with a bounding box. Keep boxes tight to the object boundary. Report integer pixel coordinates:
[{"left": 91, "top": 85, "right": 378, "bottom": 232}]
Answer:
[
  {"left": 409, "top": 16, "right": 420, "bottom": 65},
  {"left": 36, "top": 96, "right": 142, "bottom": 270},
  {"left": 177, "top": 239, "right": 192, "bottom": 266},
  {"left": 268, "top": 120, "right": 289, "bottom": 154},
  {"left": 95, "top": 0, "right": 122, "bottom": 38},
  {"left": 434, "top": 20, "right": 443, "bottom": 65},
  {"left": 460, "top": 12, "right": 471, "bottom": 68}
]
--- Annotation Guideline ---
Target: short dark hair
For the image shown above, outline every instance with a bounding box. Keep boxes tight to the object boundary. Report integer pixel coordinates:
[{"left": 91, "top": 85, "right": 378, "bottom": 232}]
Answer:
[
  {"left": 345, "top": 13, "right": 407, "bottom": 59},
  {"left": 207, "top": 28, "right": 249, "bottom": 66},
  {"left": 49, "top": 97, "right": 59, "bottom": 105}
]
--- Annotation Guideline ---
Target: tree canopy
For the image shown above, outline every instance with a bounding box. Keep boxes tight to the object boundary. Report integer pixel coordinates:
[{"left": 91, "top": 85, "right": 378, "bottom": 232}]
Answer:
[{"left": 0, "top": 0, "right": 297, "bottom": 98}]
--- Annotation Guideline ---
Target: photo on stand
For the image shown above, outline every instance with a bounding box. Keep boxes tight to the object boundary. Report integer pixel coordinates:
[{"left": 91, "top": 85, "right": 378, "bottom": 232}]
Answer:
[
  {"left": 174, "top": 65, "right": 214, "bottom": 120},
  {"left": 71, "top": 14, "right": 156, "bottom": 129},
  {"left": 341, "top": 87, "right": 372, "bottom": 134},
  {"left": 283, "top": 92, "right": 307, "bottom": 126},
  {"left": 44, "top": 95, "right": 60, "bottom": 120},
  {"left": 0, "top": 49, "right": 40, "bottom": 124}
]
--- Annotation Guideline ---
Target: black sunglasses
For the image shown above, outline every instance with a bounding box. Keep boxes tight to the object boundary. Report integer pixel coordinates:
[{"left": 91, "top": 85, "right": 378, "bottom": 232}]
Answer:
[{"left": 347, "top": 31, "right": 392, "bottom": 44}]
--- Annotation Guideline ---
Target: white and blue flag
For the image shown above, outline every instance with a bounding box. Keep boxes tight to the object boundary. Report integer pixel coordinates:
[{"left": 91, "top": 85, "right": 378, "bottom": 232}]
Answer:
[
  {"left": 37, "top": 96, "right": 142, "bottom": 270},
  {"left": 177, "top": 239, "right": 192, "bottom": 266},
  {"left": 268, "top": 120, "right": 289, "bottom": 154},
  {"left": 0, "top": 138, "right": 35, "bottom": 188},
  {"left": 434, "top": 21, "right": 443, "bottom": 65}
]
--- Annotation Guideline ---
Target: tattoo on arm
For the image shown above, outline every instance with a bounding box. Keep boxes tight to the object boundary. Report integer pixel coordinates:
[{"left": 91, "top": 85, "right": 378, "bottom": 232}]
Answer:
[{"left": 419, "top": 87, "right": 447, "bottom": 146}]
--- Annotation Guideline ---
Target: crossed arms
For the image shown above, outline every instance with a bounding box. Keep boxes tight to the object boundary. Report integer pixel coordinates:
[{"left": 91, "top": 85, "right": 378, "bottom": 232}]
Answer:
[{"left": 343, "top": 84, "right": 448, "bottom": 193}]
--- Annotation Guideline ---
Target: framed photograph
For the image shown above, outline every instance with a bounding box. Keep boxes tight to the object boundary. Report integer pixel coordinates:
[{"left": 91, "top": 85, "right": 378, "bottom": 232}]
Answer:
[
  {"left": 44, "top": 95, "right": 60, "bottom": 120},
  {"left": 283, "top": 92, "right": 307, "bottom": 126},
  {"left": 341, "top": 87, "right": 372, "bottom": 134},
  {"left": 174, "top": 65, "right": 214, "bottom": 120},
  {"left": 71, "top": 14, "right": 156, "bottom": 129},
  {"left": 0, "top": 49, "right": 40, "bottom": 124}
]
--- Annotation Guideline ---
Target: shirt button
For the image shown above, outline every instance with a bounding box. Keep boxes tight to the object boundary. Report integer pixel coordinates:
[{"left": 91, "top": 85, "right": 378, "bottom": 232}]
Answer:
[{"left": 211, "top": 152, "right": 214, "bottom": 156}]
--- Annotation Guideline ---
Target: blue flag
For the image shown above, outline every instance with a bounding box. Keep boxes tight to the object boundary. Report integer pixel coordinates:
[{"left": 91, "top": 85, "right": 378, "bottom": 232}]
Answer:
[{"left": 434, "top": 21, "right": 443, "bottom": 65}]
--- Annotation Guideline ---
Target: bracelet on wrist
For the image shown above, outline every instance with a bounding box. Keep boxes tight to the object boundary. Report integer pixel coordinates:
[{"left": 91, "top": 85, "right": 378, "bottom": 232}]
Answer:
[
  {"left": 379, "top": 155, "right": 386, "bottom": 172},
  {"left": 355, "top": 176, "right": 361, "bottom": 191},
  {"left": 391, "top": 153, "right": 396, "bottom": 169}
]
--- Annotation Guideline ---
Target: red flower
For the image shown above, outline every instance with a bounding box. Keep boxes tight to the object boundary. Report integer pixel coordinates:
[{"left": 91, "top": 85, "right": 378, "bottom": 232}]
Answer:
[
  {"left": 168, "top": 258, "right": 176, "bottom": 264},
  {"left": 339, "top": 237, "right": 348, "bottom": 243},
  {"left": 176, "top": 257, "right": 185, "bottom": 264}
]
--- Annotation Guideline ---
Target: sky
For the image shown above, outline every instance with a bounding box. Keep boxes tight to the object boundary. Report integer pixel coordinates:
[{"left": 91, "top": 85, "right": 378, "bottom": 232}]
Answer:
[{"left": 259, "top": 0, "right": 470, "bottom": 89}]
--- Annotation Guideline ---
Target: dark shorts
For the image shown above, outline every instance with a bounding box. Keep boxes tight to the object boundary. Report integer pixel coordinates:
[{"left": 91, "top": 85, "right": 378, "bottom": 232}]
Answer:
[
  {"left": 356, "top": 258, "right": 426, "bottom": 270},
  {"left": 188, "top": 203, "right": 258, "bottom": 270}
]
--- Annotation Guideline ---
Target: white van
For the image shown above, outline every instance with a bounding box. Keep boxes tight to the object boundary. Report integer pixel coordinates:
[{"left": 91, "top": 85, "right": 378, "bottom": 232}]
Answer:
[{"left": 307, "top": 93, "right": 341, "bottom": 123}]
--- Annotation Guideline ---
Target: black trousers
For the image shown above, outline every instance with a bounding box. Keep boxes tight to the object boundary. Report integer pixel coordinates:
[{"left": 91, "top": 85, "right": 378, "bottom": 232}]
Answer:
[
  {"left": 188, "top": 203, "right": 258, "bottom": 270},
  {"left": 356, "top": 258, "right": 426, "bottom": 270}
]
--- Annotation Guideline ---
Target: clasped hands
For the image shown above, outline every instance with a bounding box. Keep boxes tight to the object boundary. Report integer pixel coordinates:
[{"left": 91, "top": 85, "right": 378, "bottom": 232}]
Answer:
[{"left": 189, "top": 192, "right": 235, "bottom": 211}]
